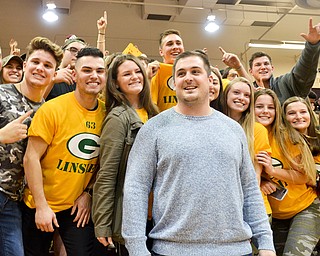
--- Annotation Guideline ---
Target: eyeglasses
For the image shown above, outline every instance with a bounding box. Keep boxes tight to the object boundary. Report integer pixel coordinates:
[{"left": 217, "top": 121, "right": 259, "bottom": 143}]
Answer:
[{"left": 65, "top": 47, "right": 80, "bottom": 56}]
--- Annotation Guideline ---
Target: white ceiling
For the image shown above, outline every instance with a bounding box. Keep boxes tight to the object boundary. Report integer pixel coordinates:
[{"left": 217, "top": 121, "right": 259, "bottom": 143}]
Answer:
[{"left": 1, "top": 0, "right": 320, "bottom": 75}]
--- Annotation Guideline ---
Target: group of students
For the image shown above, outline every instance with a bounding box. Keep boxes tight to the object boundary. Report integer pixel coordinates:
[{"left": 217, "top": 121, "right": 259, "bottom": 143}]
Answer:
[
  {"left": 219, "top": 75, "right": 320, "bottom": 256},
  {"left": 0, "top": 11, "right": 320, "bottom": 256}
]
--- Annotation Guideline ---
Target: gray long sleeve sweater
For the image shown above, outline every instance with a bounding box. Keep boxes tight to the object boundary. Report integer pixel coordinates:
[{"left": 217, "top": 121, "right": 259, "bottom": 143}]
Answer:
[{"left": 122, "top": 108, "right": 275, "bottom": 256}]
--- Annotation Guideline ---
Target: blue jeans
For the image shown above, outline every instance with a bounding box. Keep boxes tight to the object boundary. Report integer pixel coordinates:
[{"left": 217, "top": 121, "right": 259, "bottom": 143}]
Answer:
[{"left": 0, "top": 191, "right": 24, "bottom": 256}]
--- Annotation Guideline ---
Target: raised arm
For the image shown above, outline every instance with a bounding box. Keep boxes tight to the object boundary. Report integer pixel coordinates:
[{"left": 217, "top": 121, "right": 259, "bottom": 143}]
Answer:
[
  {"left": 9, "top": 38, "right": 21, "bottom": 56},
  {"left": 97, "top": 11, "right": 107, "bottom": 55},
  {"left": 219, "top": 46, "right": 252, "bottom": 82},
  {"left": 24, "top": 136, "right": 59, "bottom": 232},
  {"left": 300, "top": 17, "right": 320, "bottom": 45},
  {"left": 278, "top": 17, "right": 320, "bottom": 101}
]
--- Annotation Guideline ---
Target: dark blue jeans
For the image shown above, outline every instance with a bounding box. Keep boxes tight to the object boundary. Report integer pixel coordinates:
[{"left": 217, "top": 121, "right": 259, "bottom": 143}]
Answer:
[
  {"left": 22, "top": 202, "right": 95, "bottom": 256},
  {"left": 0, "top": 191, "right": 24, "bottom": 256}
]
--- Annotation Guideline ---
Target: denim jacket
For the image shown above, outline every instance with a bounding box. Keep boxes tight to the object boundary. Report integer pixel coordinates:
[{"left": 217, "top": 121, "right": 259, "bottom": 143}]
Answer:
[{"left": 92, "top": 104, "right": 144, "bottom": 243}]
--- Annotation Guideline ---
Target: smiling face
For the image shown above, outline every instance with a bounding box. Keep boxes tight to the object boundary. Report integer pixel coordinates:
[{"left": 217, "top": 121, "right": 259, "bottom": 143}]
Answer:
[
  {"left": 23, "top": 49, "right": 57, "bottom": 89},
  {"left": 2, "top": 59, "right": 23, "bottom": 83},
  {"left": 73, "top": 55, "right": 106, "bottom": 96},
  {"left": 159, "top": 34, "right": 184, "bottom": 64},
  {"left": 209, "top": 72, "right": 220, "bottom": 102},
  {"left": 226, "top": 81, "right": 251, "bottom": 120},
  {"left": 254, "top": 94, "right": 275, "bottom": 128},
  {"left": 249, "top": 56, "right": 274, "bottom": 83},
  {"left": 116, "top": 60, "right": 144, "bottom": 99},
  {"left": 174, "top": 55, "right": 212, "bottom": 107},
  {"left": 285, "top": 101, "right": 311, "bottom": 134}
]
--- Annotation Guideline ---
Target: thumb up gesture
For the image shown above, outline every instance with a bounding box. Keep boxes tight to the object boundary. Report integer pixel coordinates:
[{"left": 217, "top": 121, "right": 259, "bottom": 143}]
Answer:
[{"left": 0, "top": 110, "right": 33, "bottom": 144}]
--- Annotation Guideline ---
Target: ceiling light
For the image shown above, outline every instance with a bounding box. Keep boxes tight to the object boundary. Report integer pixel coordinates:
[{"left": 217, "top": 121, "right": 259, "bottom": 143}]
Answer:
[
  {"left": 205, "top": 13, "right": 219, "bottom": 33},
  {"left": 248, "top": 40, "right": 305, "bottom": 50},
  {"left": 47, "top": 3, "right": 56, "bottom": 9},
  {"left": 42, "top": 2, "right": 58, "bottom": 22},
  {"left": 295, "top": 0, "right": 320, "bottom": 9}
]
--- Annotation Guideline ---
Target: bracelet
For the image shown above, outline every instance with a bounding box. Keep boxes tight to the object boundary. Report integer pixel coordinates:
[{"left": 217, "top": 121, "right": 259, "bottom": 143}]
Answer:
[
  {"left": 97, "top": 40, "right": 105, "bottom": 43},
  {"left": 98, "top": 33, "right": 105, "bottom": 35},
  {"left": 235, "top": 65, "right": 242, "bottom": 70}
]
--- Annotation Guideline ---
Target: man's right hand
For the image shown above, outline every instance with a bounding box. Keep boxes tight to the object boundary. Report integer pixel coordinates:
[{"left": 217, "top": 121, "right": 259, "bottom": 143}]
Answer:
[
  {"left": 97, "top": 11, "right": 107, "bottom": 33},
  {"left": 0, "top": 110, "right": 33, "bottom": 144},
  {"left": 147, "top": 60, "right": 160, "bottom": 80},
  {"left": 300, "top": 17, "right": 320, "bottom": 45},
  {"left": 54, "top": 65, "right": 74, "bottom": 85},
  {"left": 219, "top": 46, "right": 242, "bottom": 69},
  {"left": 35, "top": 205, "right": 59, "bottom": 232}
]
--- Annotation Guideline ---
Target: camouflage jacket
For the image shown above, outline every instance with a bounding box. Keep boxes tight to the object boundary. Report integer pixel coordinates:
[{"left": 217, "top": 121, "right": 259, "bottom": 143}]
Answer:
[{"left": 0, "top": 84, "right": 43, "bottom": 201}]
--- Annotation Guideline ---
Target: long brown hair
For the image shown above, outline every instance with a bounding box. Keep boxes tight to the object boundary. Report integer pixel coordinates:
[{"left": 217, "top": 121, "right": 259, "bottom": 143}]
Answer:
[{"left": 105, "top": 54, "right": 158, "bottom": 117}]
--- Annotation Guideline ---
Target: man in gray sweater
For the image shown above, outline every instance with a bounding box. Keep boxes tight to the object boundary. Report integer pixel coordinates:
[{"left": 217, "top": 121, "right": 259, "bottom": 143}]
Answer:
[{"left": 122, "top": 50, "right": 276, "bottom": 256}]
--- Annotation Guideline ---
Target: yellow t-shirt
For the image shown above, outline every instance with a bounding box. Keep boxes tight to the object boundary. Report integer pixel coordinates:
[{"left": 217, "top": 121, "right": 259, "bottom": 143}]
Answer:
[
  {"left": 268, "top": 135, "right": 317, "bottom": 219},
  {"left": 314, "top": 155, "right": 320, "bottom": 176},
  {"left": 254, "top": 122, "right": 272, "bottom": 214},
  {"left": 150, "top": 63, "right": 177, "bottom": 112},
  {"left": 314, "top": 155, "right": 320, "bottom": 193},
  {"left": 135, "top": 108, "right": 148, "bottom": 123},
  {"left": 24, "top": 92, "right": 106, "bottom": 212},
  {"left": 222, "top": 78, "right": 231, "bottom": 90}
]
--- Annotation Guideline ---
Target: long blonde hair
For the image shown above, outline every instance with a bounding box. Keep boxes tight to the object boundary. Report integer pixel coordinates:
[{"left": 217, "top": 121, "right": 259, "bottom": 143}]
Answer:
[
  {"left": 282, "top": 96, "right": 317, "bottom": 184},
  {"left": 254, "top": 90, "right": 316, "bottom": 185},
  {"left": 224, "top": 77, "right": 255, "bottom": 161}
]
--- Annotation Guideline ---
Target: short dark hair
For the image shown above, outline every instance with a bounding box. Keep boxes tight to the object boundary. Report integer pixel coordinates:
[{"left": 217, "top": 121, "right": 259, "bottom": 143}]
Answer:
[
  {"left": 249, "top": 52, "right": 272, "bottom": 69},
  {"left": 77, "top": 47, "right": 104, "bottom": 60},
  {"left": 222, "top": 67, "right": 232, "bottom": 79},
  {"left": 308, "top": 90, "right": 318, "bottom": 100},
  {"left": 159, "top": 29, "right": 182, "bottom": 47},
  {"left": 173, "top": 51, "right": 211, "bottom": 80}
]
